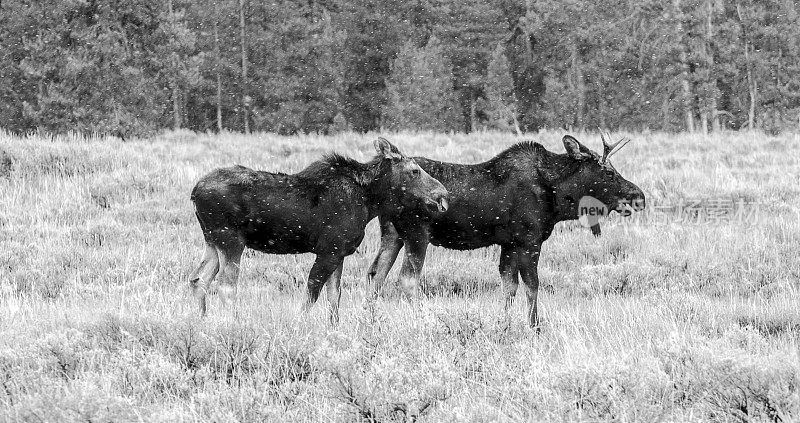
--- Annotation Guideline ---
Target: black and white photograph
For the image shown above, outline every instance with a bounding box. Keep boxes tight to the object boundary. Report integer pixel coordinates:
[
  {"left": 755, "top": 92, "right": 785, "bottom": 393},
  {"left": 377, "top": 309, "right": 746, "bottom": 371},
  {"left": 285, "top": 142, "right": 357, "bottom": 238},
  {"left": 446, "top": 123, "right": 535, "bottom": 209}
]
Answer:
[{"left": 1, "top": 0, "right": 799, "bottom": 421}]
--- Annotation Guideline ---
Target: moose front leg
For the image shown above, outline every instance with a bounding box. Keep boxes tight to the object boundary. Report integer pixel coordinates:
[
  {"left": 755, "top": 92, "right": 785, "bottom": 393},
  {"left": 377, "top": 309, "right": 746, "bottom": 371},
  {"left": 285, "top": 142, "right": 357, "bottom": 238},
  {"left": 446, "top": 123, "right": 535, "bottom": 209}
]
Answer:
[
  {"left": 499, "top": 245, "right": 519, "bottom": 311},
  {"left": 325, "top": 262, "right": 344, "bottom": 324},
  {"left": 517, "top": 244, "right": 542, "bottom": 329},
  {"left": 397, "top": 231, "right": 430, "bottom": 298},
  {"left": 303, "top": 254, "right": 344, "bottom": 314},
  {"left": 366, "top": 218, "right": 403, "bottom": 298}
]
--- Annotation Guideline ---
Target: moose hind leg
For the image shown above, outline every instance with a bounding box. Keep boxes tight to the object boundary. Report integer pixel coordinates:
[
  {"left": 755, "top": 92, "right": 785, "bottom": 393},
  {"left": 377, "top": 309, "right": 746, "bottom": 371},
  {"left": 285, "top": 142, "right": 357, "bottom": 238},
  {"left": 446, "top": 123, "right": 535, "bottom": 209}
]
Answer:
[
  {"left": 325, "top": 262, "right": 344, "bottom": 324},
  {"left": 303, "top": 254, "right": 343, "bottom": 313},
  {"left": 518, "top": 247, "right": 542, "bottom": 329},
  {"left": 190, "top": 244, "right": 220, "bottom": 316},
  {"left": 188, "top": 244, "right": 215, "bottom": 284}
]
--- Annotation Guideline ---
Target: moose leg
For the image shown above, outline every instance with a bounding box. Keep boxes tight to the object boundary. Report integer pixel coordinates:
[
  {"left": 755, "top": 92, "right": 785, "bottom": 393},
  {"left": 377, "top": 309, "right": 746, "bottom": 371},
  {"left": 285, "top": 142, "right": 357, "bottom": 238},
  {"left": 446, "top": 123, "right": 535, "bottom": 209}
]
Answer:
[
  {"left": 303, "top": 254, "right": 344, "bottom": 313},
  {"left": 189, "top": 244, "right": 219, "bottom": 316},
  {"left": 188, "top": 244, "right": 215, "bottom": 284},
  {"left": 325, "top": 262, "right": 345, "bottom": 324},
  {"left": 499, "top": 245, "right": 519, "bottom": 310},
  {"left": 398, "top": 231, "right": 430, "bottom": 297},
  {"left": 216, "top": 237, "right": 245, "bottom": 313},
  {"left": 517, "top": 245, "right": 542, "bottom": 329},
  {"left": 366, "top": 219, "right": 402, "bottom": 298},
  {"left": 190, "top": 244, "right": 220, "bottom": 316}
]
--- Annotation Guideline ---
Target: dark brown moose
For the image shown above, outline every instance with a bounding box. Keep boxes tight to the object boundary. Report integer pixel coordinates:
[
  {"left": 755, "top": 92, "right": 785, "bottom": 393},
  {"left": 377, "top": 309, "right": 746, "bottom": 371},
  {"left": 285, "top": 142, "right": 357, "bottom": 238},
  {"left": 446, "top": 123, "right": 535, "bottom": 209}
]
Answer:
[
  {"left": 189, "top": 138, "right": 449, "bottom": 322},
  {"left": 367, "top": 134, "right": 645, "bottom": 328}
]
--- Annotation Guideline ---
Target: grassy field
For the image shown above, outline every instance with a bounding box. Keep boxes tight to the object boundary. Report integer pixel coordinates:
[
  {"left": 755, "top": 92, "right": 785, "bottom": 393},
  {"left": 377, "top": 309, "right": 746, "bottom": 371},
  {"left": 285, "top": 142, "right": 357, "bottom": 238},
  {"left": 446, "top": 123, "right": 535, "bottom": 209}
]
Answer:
[{"left": 1, "top": 129, "right": 799, "bottom": 422}]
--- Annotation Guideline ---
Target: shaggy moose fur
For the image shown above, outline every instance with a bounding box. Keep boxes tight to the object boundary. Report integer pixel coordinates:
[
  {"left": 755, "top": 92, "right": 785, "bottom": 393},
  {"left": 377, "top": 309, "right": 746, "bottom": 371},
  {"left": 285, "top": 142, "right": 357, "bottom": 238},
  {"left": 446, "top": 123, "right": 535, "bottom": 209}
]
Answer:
[{"left": 189, "top": 138, "right": 449, "bottom": 322}]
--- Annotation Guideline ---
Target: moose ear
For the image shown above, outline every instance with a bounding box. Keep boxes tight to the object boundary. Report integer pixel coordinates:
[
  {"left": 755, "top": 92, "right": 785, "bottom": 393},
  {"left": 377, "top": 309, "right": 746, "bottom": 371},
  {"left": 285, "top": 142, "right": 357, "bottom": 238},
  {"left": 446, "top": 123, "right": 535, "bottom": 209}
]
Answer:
[
  {"left": 374, "top": 137, "right": 403, "bottom": 160},
  {"left": 563, "top": 135, "right": 591, "bottom": 160}
]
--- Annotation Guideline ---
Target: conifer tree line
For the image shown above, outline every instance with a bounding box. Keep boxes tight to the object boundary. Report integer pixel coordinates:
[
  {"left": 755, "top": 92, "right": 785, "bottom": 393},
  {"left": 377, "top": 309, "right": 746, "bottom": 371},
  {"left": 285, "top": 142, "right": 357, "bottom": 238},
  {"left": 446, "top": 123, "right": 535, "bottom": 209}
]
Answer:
[{"left": 1, "top": 0, "right": 798, "bottom": 136}]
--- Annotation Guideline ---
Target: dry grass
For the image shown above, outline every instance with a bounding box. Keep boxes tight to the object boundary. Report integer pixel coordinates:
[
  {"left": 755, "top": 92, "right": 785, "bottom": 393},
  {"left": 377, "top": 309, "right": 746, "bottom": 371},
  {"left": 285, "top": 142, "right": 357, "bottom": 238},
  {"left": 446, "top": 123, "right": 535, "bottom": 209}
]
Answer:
[{"left": 1, "top": 129, "right": 799, "bottom": 422}]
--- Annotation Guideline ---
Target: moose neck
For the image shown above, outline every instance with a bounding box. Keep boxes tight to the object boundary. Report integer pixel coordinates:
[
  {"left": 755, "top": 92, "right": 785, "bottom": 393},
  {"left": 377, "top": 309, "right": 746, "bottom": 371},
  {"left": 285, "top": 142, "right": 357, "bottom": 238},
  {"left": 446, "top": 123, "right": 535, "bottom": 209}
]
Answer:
[
  {"left": 535, "top": 149, "right": 579, "bottom": 185},
  {"left": 533, "top": 148, "right": 585, "bottom": 223},
  {"left": 363, "top": 160, "right": 397, "bottom": 219}
]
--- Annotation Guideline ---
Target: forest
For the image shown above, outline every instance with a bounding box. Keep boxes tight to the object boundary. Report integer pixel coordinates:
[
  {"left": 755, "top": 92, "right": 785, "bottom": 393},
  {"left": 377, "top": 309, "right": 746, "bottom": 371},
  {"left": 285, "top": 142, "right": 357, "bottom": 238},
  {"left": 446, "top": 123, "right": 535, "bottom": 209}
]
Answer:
[{"left": 1, "top": 0, "right": 799, "bottom": 136}]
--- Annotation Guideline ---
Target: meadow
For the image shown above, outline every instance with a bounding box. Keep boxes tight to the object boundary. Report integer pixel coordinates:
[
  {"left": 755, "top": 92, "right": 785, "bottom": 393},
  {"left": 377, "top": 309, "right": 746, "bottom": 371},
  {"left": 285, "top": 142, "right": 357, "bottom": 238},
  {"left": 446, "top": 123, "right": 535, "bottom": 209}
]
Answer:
[{"left": 0, "top": 129, "right": 799, "bottom": 422}]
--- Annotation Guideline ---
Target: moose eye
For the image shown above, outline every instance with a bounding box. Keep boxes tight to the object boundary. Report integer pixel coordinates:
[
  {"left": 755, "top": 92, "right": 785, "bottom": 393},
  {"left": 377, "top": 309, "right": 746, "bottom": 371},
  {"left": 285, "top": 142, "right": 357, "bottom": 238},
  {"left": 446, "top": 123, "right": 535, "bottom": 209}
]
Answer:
[{"left": 411, "top": 168, "right": 421, "bottom": 177}]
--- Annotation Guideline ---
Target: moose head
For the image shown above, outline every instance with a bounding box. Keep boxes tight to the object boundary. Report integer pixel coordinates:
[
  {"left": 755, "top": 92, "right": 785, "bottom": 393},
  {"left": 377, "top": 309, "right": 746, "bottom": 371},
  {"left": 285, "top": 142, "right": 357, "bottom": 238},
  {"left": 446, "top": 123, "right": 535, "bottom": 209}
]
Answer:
[
  {"left": 373, "top": 137, "right": 449, "bottom": 216},
  {"left": 554, "top": 133, "right": 646, "bottom": 235}
]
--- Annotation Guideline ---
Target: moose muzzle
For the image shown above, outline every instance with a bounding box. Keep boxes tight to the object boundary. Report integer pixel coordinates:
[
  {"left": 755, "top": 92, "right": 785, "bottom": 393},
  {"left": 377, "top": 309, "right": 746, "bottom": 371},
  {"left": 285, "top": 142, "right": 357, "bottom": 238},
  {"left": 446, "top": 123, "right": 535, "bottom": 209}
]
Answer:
[{"left": 425, "top": 193, "right": 449, "bottom": 213}]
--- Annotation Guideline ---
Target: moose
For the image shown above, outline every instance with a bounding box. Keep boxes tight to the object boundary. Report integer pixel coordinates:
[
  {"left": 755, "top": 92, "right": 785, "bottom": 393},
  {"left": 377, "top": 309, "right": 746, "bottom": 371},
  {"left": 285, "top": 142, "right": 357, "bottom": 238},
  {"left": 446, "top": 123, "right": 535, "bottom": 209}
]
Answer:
[
  {"left": 188, "top": 138, "right": 449, "bottom": 322},
  {"left": 366, "top": 134, "right": 646, "bottom": 328}
]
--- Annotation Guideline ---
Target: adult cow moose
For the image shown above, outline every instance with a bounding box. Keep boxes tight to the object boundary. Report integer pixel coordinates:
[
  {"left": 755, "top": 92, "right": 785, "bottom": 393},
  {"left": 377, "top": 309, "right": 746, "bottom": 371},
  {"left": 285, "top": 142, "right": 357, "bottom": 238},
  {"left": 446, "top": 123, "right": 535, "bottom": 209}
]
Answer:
[
  {"left": 366, "top": 134, "right": 646, "bottom": 328},
  {"left": 189, "top": 138, "right": 449, "bottom": 323}
]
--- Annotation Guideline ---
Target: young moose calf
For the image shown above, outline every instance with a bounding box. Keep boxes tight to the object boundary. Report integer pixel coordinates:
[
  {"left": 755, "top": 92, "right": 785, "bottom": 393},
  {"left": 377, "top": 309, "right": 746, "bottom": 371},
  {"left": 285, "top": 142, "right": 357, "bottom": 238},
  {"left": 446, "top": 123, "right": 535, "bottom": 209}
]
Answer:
[{"left": 189, "top": 138, "right": 449, "bottom": 322}]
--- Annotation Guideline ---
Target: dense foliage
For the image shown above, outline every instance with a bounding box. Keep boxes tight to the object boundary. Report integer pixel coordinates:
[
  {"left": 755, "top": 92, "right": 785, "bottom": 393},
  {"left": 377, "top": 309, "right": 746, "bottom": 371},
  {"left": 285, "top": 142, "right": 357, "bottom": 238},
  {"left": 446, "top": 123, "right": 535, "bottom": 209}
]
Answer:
[{"left": 1, "top": 0, "right": 799, "bottom": 135}]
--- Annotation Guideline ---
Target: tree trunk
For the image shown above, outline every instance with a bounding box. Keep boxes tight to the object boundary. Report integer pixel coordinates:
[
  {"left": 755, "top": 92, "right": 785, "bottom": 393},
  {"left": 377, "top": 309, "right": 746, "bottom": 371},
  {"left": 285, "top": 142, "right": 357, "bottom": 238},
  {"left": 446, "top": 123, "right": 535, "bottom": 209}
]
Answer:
[
  {"left": 512, "top": 114, "right": 522, "bottom": 136},
  {"left": 737, "top": 3, "right": 756, "bottom": 130},
  {"left": 469, "top": 93, "right": 477, "bottom": 133},
  {"left": 172, "top": 78, "right": 181, "bottom": 130},
  {"left": 699, "top": 25, "right": 709, "bottom": 138},
  {"left": 213, "top": 3, "right": 223, "bottom": 133},
  {"left": 511, "top": 93, "right": 522, "bottom": 135},
  {"left": 216, "top": 73, "right": 223, "bottom": 133},
  {"left": 700, "top": 10, "right": 709, "bottom": 136},
  {"left": 710, "top": 98, "right": 720, "bottom": 132},
  {"left": 674, "top": 0, "right": 695, "bottom": 132},
  {"left": 239, "top": 0, "right": 250, "bottom": 134},
  {"left": 570, "top": 41, "right": 585, "bottom": 130},
  {"left": 168, "top": 0, "right": 181, "bottom": 130},
  {"left": 707, "top": 1, "right": 720, "bottom": 132},
  {"left": 598, "top": 87, "right": 607, "bottom": 129},
  {"left": 678, "top": 41, "right": 695, "bottom": 133},
  {"left": 700, "top": 110, "right": 708, "bottom": 134},
  {"left": 661, "top": 96, "right": 670, "bottom": 129},
  {"left": 748, "top": 63, "right": 757, "bottom": 130},
  {"left": 745, "top": 38, "right": 757, "bottom": 130}
]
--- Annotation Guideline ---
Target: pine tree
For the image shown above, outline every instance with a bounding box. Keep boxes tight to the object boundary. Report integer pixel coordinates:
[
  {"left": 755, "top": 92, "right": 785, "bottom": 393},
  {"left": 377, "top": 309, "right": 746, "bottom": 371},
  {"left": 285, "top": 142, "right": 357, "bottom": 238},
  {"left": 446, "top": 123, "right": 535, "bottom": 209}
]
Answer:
[
  {"left": 249, "top": 3, "right": 344, "bottom": 134},
  {"left": 3, "top": 0, "right": 800, "bottom": 135},
  {"left": 18, "top": 1, "right": 167, "bottom": 136},
  {"left": 185, "top": 0, "right": 239, "bottom": 133},
  {"left": 156, "top": 0, "right": 202, "bottom": 131},
  {"left": 433, "top": 0, "right": 507, "bottom": 132},
  {"left": 484, "top": 44, "right": 520, "bottom": 133},
  {"left": 336, "top": 0, "right": 409, "bottom": 133},
  {"left": 0, "top": 0, "right": 36, "bottom": 133},
  {"left": 382, "top": 36, "right": 460, "bottom": 132}
]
